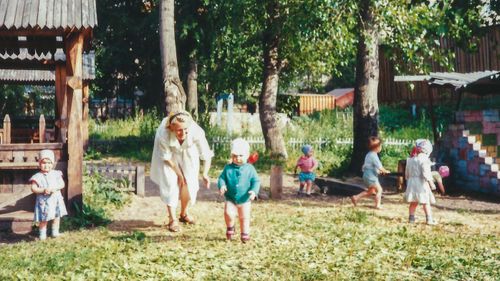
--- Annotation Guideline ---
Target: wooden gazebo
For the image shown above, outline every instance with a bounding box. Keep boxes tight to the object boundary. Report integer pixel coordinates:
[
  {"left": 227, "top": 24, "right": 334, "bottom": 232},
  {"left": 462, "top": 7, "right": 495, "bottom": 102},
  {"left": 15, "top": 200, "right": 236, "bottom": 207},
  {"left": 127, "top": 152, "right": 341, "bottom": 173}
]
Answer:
[{"left": 0, "top": 0, "right": 97, "bottom": 232}]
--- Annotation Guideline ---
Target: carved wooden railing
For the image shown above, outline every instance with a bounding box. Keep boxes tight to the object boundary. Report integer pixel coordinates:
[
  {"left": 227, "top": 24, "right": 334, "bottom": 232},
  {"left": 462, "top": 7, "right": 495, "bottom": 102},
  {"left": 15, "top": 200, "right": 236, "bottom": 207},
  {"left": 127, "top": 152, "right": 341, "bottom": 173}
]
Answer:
[{"left": 0, "top": 115, "right": 56, "bottom": 144}]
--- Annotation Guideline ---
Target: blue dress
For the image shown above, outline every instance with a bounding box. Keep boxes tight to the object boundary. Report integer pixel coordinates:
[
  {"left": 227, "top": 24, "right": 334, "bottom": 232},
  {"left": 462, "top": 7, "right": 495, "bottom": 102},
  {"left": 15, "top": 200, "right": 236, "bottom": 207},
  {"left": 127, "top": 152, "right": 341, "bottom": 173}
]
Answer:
[{"left": 30, "top": 170, "right": 68, "bottom": 222}]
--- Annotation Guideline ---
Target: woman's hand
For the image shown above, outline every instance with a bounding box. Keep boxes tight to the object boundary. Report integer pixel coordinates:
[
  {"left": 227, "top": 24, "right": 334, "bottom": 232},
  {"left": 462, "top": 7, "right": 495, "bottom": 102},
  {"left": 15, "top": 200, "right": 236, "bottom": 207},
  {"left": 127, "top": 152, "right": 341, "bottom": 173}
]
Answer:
[
  {"left": 219, "top": 186, "right": 227, "bottom": 196},
  {"left": 202, "top": 174, "right": 210, "bottom": 189},
  {"left": 177, "top": 173, "right": 186, "bottom": 188}
]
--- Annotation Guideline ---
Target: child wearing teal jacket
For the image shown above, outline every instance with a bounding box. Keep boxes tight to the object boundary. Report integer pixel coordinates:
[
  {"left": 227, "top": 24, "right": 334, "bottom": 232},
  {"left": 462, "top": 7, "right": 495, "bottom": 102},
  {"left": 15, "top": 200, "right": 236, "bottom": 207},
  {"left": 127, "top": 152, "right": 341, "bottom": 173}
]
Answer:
[{"left": 218, "top": 138, "right": 260, "bottom": 243}]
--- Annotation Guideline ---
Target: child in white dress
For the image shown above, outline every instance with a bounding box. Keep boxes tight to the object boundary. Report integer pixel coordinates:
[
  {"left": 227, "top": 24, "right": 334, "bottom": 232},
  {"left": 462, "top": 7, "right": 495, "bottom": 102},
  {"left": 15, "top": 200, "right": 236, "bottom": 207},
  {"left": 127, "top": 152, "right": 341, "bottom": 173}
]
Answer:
[
  {"left": 404, "top": 139, "right": 437, "bottom": 225},
  {"left": 30, "top": 149, "right": 67, "bottom": 240}
]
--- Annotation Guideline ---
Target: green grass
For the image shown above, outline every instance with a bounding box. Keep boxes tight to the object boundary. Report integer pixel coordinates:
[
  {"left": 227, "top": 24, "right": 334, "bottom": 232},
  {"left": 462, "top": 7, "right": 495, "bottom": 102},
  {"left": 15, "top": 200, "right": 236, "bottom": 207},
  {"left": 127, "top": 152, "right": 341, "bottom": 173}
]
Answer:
[{"left": 0, "top": 200, "right": 498, "bottom": 280}]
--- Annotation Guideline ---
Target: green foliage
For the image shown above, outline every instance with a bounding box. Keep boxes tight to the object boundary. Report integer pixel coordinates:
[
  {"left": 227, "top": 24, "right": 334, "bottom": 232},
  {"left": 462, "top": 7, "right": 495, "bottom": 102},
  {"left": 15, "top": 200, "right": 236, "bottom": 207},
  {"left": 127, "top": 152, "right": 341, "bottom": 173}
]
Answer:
[
  {"left": 277, "top": 94, "right": 300, "bottom": 117},
  {"left": 64, "top": 173, "right": 131, "bottom": 230}
]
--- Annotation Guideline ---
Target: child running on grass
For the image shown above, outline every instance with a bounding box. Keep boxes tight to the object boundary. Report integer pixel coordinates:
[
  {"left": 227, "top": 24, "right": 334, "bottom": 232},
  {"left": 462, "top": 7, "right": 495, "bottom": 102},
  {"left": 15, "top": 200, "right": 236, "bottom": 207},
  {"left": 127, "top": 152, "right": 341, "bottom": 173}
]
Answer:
[
  {"left": 294, "top": 144, "right": 318, "bottom": 196},
  {"left": 405, "top": 139, "right": 437, "bottom": 225},
  {"left": 30, "top": 149, "right": 67, "bottom": 240},
  {"left": 351, "top": 136, "right": 390, "bottom": 209},
  {"left": 218, "top": 138, "right": 260, "bottom": 243}
]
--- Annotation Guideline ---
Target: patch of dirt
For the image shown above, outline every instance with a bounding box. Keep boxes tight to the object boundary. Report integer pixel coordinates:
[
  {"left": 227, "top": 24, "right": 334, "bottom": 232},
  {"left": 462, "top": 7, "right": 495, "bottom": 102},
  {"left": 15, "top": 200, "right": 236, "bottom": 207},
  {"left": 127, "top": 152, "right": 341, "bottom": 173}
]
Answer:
[{"left": 110, "top": 173, "right": 500, "bottom": 233}]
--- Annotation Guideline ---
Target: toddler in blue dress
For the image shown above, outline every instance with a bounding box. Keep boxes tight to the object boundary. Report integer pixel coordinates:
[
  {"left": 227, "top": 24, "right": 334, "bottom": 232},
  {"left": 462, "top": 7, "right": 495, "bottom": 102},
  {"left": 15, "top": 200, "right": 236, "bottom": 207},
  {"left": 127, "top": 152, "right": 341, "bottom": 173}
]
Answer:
[{"left": 30, "top": 149, "right": 67, "bottom": 240}]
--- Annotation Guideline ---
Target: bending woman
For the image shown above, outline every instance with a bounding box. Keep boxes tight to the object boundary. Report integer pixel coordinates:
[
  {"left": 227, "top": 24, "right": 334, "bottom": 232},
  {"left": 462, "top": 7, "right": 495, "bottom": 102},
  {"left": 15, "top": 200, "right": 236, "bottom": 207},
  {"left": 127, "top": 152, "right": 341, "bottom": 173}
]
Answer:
[{"left": 150, "top": 111, "right": 213, "bottom": 232}]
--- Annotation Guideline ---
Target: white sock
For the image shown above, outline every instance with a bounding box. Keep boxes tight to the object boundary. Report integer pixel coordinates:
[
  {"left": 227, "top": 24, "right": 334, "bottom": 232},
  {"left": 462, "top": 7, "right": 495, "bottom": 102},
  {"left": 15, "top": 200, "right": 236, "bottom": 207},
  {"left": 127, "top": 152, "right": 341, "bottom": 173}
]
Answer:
[{"left": 39, "top": 229, "right": 47, "bottom": 240}]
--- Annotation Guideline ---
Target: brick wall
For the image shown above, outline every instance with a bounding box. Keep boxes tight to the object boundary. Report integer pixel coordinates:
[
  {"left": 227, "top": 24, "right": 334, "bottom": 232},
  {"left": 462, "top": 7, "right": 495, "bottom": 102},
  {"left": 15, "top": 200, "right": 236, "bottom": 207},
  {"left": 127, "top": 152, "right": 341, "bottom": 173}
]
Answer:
[{"left": 444, "top": 110, "right": 500, "bottom": 195}]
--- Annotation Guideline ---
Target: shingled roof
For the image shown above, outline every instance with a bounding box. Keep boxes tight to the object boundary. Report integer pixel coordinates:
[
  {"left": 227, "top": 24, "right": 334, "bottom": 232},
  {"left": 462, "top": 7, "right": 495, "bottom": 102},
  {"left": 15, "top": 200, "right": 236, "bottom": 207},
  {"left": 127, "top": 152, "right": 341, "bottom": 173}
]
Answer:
[{"left": 0, "top": 0, "right": 97, "bottom": 30}]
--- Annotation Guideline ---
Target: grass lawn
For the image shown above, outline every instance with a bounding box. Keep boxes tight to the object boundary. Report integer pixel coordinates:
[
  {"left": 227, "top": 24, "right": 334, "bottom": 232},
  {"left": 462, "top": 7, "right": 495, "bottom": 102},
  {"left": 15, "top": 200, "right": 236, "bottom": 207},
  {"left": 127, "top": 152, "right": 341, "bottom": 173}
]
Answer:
[{"left": 1, "top": 180, "right": 498, "bottom": 280}]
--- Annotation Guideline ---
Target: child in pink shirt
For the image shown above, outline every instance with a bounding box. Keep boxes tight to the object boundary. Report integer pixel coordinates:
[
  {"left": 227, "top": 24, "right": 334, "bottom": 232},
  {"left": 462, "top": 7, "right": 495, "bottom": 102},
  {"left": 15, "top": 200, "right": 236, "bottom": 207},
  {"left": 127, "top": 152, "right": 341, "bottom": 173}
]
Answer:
[{"left": 294, "top": 145, "right": 318, "bottom": 196}]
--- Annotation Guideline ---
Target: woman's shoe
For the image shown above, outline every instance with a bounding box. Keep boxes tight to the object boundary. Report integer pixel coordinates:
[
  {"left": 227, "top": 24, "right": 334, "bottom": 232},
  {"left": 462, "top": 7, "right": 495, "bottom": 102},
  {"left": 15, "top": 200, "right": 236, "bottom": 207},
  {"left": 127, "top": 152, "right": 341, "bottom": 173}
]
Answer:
[
  {"left": 179, "top": 214, "right": 196, "bottom": 225},
  {"left": 167, "top": 221, "right": 180, "bottom": 232}
]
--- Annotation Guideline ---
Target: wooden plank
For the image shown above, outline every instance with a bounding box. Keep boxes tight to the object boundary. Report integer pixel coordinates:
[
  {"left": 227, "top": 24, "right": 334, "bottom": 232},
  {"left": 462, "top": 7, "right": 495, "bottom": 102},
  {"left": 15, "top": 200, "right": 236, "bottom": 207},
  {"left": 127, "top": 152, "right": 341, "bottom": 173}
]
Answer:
[
  {"left": 0, "top": 0, "right": 9, "bottom": 25},
  {"left": 0, "top": 143, "right": 63, "bottom": 151},
  {"left": 46, "top": 0, "right": 54, "bottom": 28},
  {"left": 0, "top": 162, "right": 38, "bottom": 169},
  {"left": 65, "top": 31, "right": 84, "bottom": 213},
  {"left": 136, "top": 165, "right": 145, "bottom": 197},
  {"left": 53, "top": 0, "right": 61, "bottom": 28},
  {"left": 66, "top": 0, "right": 74, "bottom": 28},
  {"left": 89, "top": 0, "right": 96, "bottom": 27},
  {"left": 29, "top": 0, "right": 40, "bottom": 28},
  {"left": 38, "top": 0, "right": 48, "bottom": 28},
  {"left": 4, "top": 0, "right": 18, "bottom": 28},
  {"left": 13, "top": 0, "right": 25, "bottom": 28},
  {"left": 82, "top": 82, "right": 89, "bottom": 150}
]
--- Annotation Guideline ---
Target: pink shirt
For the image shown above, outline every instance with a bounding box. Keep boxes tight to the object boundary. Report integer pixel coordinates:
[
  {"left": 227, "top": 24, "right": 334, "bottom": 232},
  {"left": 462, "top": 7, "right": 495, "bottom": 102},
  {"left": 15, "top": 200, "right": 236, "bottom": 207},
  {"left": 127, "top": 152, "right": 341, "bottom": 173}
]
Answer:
[{"left": 296, "top": 156, "right": 317, "bottom": 173}]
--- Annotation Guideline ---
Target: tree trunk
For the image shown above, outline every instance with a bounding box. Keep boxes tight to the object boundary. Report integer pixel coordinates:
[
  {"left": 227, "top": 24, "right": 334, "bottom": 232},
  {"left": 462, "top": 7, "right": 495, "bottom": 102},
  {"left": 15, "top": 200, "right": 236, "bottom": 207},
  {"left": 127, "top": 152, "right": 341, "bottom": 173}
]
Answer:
[
  {"left": 187, "top": 58, "right": 198, "bottom": 119},
  {"left": 259, "top": 0, "right": 287, "bottom": 159},
  {"left": 159, "top": 0, "right": 186, "bottom": 115},
  {"left": 348, "top": 0, "right": 380, "bottom": 174}
]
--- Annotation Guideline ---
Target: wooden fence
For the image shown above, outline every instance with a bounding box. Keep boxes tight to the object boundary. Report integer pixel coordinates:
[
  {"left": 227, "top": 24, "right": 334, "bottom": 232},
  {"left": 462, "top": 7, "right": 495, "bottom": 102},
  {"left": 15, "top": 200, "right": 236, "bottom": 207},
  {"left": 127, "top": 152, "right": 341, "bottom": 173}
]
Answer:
[
  {"left": 379, "top": 26, "right": 500, "bottom": 105},
  {"left": 85, "top": 162, "right": 145, "bottom": 197},
  {"left": 210, "top": 136, "right": 413, "bottom": 150}
]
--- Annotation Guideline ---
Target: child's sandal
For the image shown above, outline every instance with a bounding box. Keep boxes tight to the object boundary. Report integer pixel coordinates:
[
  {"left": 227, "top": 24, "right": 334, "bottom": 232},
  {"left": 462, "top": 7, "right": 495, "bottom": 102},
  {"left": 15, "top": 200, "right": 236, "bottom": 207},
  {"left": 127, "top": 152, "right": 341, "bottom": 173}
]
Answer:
[
  {"left": 226, "top": 227, "right": 235, "bottom": 240},
  {"left": 241, "top": 233, "right": 250, "bottom": 243}
]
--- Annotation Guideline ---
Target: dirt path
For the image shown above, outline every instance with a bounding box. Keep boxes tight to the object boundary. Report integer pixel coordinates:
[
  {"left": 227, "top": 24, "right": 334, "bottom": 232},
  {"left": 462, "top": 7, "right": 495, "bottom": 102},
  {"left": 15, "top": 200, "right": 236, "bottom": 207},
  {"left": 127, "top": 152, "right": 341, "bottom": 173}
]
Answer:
[{"left": 110, "top": 174, "right": 500, "bottom": 234}]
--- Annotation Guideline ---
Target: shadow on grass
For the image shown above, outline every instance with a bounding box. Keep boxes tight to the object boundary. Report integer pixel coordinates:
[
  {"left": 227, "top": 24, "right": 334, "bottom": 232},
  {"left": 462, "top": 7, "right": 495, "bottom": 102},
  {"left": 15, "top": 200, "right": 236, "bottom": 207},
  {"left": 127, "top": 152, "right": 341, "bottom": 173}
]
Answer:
[{"left": 0, "top": 231, "right": 36, "bottom": 244}]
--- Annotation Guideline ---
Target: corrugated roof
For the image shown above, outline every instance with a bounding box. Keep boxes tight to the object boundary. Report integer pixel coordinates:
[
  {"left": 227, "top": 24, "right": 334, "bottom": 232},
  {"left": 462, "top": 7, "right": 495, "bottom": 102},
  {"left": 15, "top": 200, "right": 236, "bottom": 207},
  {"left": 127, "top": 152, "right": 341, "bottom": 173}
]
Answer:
[
  {"left": 0, "top": 0, "right": 97, "bottom": 30},
  {"left": 325, "top": 88, "right": 354, "bottom": 98}
]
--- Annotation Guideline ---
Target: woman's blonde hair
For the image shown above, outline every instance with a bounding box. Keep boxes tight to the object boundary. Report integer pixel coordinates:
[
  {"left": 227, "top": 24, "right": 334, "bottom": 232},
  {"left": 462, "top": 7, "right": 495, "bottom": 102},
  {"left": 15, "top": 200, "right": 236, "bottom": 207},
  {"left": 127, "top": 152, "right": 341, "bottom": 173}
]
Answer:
[
  {"left": 166, "top": 110, "right": 192, "bottom": 128},
  {"left": 367, "top": 136, "right": 382, "bottom": 150}
]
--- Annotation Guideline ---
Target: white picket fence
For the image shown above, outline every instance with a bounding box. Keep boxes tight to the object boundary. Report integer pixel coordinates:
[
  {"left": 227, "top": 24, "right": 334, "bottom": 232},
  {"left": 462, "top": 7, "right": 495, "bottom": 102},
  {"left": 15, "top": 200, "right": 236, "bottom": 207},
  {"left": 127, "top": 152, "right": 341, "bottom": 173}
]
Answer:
[{"left": 210, "top": 136, "right": 413, "bottom": 150}]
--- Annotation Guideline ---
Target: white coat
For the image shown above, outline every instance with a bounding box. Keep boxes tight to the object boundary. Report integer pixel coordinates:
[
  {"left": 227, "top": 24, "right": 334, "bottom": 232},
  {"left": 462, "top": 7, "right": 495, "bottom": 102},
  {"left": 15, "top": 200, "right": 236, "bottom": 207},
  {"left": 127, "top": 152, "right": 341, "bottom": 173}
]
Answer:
[{"left": 150, "top": 117, "right": 213, "bottom": 208}]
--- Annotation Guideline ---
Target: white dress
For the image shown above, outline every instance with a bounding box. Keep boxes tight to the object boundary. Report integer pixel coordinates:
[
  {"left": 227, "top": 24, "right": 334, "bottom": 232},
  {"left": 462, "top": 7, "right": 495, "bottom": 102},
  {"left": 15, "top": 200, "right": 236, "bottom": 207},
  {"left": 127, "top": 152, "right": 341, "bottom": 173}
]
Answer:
[
  {"left": 30, "top": 170, "right": 68, "bottom": 222},
  {"left": 404, "top": 154, "right": 436, "bottom": 204},
  {"left": 150, "top": 117, "right": 213, "bottom": 208}
]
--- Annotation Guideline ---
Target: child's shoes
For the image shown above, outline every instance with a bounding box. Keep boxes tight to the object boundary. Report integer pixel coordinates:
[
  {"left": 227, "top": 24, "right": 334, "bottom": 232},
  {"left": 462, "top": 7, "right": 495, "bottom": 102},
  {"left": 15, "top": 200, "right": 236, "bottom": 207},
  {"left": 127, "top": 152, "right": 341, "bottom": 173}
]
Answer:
[
  {"left": 426, "top": 216, "right": 437, "bottom": 225},
  {"left": 226, "top": 226, "right": 235, "bottom": 240},
  {"left": 409, "top": 215, "right": 415, "bottom": 223},
  {"left": 240, "top": 233, "right": 250, "bottom": 243}
]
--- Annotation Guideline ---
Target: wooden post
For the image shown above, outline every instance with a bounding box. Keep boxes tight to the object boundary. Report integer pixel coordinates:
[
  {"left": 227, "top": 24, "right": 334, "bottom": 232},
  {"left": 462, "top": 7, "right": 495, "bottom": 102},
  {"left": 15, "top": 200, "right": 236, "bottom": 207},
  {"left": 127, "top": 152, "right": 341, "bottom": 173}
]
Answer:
[
  {"left": 136, "top": 165, "right": 145, "bottom": 197},
  {"left": 82, "top": 82, "right": 90, "bottom": 151},
  {"left": 428, "top": 86, "right": 439, "bottom": 144},
  {"left": 270, "top": 165, "right": 283, "bottom": 199},
  {"left": 55, "top": 64, "right": 68, "bottom": 143},
  {"left": 39, "top": 114, "right": 46, "bottom": 143},
  {"left": 65, "top": 31, "right": 85, "bottom": 213},
  {"left": 3, "top": 114, "right": 10, "bottom": 144}
]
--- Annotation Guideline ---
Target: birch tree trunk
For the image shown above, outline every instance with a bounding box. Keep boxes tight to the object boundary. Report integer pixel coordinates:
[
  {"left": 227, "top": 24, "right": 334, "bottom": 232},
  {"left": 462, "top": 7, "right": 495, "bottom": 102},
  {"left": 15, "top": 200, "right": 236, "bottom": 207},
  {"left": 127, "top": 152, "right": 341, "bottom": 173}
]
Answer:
[
  {"left": 259, "top": 0, "right": 287, "bottom": 159},
  {"left": 348, "top": 0, "right": 380, "bottom": 174},
  {"left": 159, "top": 0, "right": 186, "bottom": 115},
  {"left": 186, "top": 59, "right": 198, "bottom": 119}
]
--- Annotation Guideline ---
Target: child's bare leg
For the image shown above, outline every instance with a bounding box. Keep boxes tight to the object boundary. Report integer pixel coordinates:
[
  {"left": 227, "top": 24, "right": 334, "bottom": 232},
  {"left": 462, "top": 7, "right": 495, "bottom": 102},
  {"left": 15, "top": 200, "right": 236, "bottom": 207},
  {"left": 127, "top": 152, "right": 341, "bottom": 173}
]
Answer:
[
  {"left": 38, "top": 221, "right": 48, "bottom": 240},
  {"left": 351, "top": 187, "right": 375, "bottom": 205},
  {"left": 224, "top": 202, "right": 237, "bottom": 228},
  {"left": 224, "top": 201, "right": 237, "bottom": 240},
  {"left": 298, "top": 182, "right": 305, "bottom": 193},
  {"left": 52, "top": 217, "right": 61, "bottom": 237},
  {"left": 305, "top": 180, "right": 312, "bottom": 195},
  {"left": 374, "top": 184, "right": 383, "bottom": 209},
  {"left": 238, "top": 202, "right": 251, "bottom": 243},
  {"left": 408, "top": 202, "right": 418, "bottom": 223},
  {"left": 422, "top": 203, "right": 436, "bottom": 224}
]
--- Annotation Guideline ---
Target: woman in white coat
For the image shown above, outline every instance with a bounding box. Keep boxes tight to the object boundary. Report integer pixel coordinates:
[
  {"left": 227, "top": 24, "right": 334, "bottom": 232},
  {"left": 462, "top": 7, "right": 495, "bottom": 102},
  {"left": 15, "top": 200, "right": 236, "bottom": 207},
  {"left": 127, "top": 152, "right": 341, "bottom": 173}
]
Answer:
[{"left": 150, "top": 111, "right": 213, "bottom": 232}]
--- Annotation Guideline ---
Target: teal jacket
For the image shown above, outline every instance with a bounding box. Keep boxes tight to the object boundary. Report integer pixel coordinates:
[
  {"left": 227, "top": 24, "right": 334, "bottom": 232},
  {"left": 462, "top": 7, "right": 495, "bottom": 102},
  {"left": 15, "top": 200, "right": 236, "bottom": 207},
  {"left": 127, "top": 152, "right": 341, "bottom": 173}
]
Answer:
[{"left": 217, "top": 163, "right": 260, "bottom": 204}]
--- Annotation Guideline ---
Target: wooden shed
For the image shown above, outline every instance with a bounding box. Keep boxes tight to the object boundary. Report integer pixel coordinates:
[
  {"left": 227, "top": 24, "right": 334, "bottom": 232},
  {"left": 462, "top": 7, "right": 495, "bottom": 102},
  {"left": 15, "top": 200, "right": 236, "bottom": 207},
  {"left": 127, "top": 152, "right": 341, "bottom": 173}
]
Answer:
[
  {"left": 0, "top": 0, "right": 97, "bottom": 233},
  {"left": 289, "top": 88, "right": 354, "bottom": 116}
]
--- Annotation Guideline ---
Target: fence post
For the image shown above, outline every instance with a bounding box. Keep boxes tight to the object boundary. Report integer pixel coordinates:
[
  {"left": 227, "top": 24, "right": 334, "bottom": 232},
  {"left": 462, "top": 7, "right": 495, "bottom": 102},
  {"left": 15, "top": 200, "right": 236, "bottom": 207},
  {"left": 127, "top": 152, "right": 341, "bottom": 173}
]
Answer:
[
  {"left": 270, "top": 165, "right": 283, "bottom": 199},
  {"left": 136, "top": 165, "right": 145, "bottom": 197}
]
